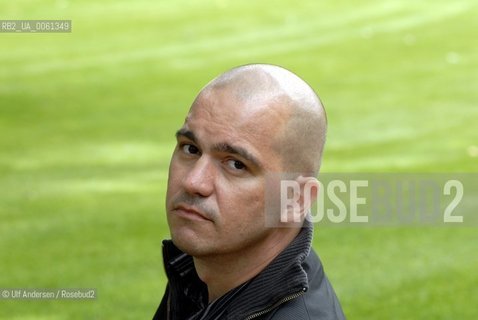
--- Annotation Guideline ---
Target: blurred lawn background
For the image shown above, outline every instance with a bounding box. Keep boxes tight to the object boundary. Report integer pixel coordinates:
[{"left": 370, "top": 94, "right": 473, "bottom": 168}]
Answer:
[{"left": 1, "top": 0, "right": 477, "bottom": 319}]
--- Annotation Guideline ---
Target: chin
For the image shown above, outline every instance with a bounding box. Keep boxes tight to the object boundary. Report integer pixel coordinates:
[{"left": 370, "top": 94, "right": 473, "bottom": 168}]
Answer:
[{"left": 171, "top": 229, "right": 208, "bottom": 256}]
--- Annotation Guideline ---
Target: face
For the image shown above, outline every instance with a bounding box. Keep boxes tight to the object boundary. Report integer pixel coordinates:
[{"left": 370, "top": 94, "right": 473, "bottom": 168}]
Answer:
[{"left": 166, "top": 87, "right": 290, "bottom": 258}]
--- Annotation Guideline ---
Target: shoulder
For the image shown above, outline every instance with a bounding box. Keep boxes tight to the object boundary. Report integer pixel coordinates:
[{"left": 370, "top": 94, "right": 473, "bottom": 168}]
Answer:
[
  {"left": 265, "top": 293, "right": 345, "bottom": 320},
  {"left": 265, "top": 295, "right": 311, "bottom": 320}
]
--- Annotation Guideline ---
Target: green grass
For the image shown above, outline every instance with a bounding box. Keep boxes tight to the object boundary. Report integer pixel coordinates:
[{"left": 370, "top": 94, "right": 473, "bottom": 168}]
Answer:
[{"left": 1, "top": 0, "right": 477, "bottom": 318}]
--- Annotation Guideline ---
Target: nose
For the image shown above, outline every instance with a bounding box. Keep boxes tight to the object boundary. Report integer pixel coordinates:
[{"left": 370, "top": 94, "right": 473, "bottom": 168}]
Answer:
[{"left": 182, "top": 155, "right": 215, "bottom": 197}]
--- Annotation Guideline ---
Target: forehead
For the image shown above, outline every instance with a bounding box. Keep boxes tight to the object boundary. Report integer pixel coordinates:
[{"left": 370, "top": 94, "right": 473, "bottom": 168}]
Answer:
[
  {"left": 190, "top": 87, "right": 289, "bottom": 127},
  {"left": 183, "top": 88, "right": 290, "bottom": 166}
]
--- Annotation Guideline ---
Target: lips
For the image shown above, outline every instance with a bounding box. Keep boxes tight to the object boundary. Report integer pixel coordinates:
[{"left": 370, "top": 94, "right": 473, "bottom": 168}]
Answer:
[{"left": 173, "top": 204, "right": 211, "bottom": 222}]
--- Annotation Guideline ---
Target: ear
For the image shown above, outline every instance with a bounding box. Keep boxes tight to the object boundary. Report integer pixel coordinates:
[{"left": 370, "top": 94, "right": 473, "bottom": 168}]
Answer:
[
  {"left": 280, "top": 175, "right": 319, "bottom": 225},
  {"left": 296, "top": 175, "right": 319, "bottom": 219}
]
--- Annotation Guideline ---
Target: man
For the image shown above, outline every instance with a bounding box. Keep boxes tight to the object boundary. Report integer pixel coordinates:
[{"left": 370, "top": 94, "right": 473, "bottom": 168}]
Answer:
[{"left": 153, "top": 64, "right": 345, "bottom": 319}]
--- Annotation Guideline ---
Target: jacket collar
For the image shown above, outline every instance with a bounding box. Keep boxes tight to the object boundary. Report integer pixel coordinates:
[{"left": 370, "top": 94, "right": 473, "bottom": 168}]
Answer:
[
  {"left": 229, "top": 220, "right": 312, "bottom": 319},
  {"left": 162, "top": 220, "right": 313, "bottom": 320},
  {"left": 162, "top": 241, "right": 208, "bottom": 319}
]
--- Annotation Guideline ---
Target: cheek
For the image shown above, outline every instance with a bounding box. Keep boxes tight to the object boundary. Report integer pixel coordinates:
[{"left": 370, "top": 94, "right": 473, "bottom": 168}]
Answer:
[
  {"left": 166, "top": 157, "right": 183, "bottom": 197},
  {"left": 247, "top": 189, "right": 264, "bottom": 210},
  {"left": 220, "top": 181, "right": 266, "bottom": 222},
  {"left": 218, "top": 184, "right": 269, "bottom": 247}
]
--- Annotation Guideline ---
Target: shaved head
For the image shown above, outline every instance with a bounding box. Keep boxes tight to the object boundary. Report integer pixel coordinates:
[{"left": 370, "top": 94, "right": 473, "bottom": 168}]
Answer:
[{"left": 195, "top": 64, "right": 327, "bottom": 177}]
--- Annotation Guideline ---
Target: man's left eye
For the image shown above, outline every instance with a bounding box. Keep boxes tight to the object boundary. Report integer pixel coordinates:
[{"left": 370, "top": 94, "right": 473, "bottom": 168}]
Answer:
[{"left": 226, "top": 159, "right": 246, "bottom": 171}]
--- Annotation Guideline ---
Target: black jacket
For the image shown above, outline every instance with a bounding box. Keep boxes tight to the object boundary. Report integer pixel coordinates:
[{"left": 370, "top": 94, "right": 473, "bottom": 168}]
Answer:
[{"left": 153, "top": 220, "right": 345, "bottom": 320}]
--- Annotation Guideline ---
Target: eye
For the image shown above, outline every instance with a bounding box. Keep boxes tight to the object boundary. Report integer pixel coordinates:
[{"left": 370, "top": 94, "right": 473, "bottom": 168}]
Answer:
[
  {"left": 226, "top": 159, "right": 246, "bottom": 171},
  {"left": 181, "top": 143, "right": 200, "bottom": 155}
]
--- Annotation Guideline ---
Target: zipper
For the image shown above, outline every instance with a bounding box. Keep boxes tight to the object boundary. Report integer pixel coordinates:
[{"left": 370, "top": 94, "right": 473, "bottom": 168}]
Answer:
[{"left": 244, "top": 287, "right": 307, "bottom": 320}]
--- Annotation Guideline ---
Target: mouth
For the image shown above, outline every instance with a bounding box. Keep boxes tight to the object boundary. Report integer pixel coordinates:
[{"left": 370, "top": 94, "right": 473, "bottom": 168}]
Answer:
[{"left": 173, "top": 204, "right": 211, "bottom": 222}]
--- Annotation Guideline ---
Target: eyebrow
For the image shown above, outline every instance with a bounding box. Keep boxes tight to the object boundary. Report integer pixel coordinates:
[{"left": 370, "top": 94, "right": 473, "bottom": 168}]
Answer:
[
  {"left": 176, "top": 128, "right": 198, "bottom": 143},
  {"left": 212, "top": 142, "right": 261, "bottom": 169},
  {"left": 175, "top": 128, "right": 262, "bottom": 169}
]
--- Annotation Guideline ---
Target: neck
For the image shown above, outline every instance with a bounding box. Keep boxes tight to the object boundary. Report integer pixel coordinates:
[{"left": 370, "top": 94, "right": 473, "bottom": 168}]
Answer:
[{"left": 193, "top": 227, "right": 301, "bottom": 302}]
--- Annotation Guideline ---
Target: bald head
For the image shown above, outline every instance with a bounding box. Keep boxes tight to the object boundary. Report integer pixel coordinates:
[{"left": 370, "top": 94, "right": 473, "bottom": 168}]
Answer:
[{"left": 195, "top": 64, "right": 327, "bottom": 177}]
